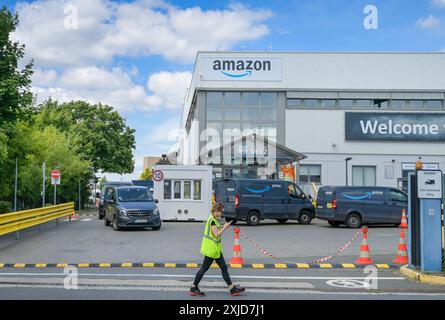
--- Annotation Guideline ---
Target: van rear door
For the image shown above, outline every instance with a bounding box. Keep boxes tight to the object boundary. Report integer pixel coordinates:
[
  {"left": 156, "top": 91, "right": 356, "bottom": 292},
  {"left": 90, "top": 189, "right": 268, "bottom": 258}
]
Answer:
[{"left": 214, "top": 179, "right": 237, "bottom": 215}]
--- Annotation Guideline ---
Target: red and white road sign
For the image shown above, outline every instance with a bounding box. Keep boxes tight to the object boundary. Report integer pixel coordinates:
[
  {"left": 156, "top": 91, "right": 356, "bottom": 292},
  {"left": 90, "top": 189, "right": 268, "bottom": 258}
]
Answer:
[
  {"left": 51, "top": 170, "right": 61, "bottom": 185},
  {"left": 152, "top": 170, "right": 164, "bottom": 181}
]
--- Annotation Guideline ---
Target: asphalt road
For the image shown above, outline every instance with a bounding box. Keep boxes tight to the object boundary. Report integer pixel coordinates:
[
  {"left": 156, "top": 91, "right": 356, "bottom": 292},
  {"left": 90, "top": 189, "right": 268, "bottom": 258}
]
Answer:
[
  {"left": 0, "top": 210, "right": 402, "bottom": 264},
  {"left": 0, "top": 210, "right": 444, "bottom": 300}
]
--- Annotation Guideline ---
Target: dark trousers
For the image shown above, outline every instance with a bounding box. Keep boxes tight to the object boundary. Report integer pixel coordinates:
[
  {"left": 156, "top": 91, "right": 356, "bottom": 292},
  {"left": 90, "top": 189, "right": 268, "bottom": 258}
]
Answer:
[{"left": 193, "top": 253, "right": 232, "bottom": 287}]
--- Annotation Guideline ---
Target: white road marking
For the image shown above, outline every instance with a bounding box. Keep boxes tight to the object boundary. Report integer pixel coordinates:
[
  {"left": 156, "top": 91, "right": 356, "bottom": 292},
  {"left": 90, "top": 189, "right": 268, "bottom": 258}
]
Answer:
[{"left": 0, "top": 272, "right": 405, "bottom": 280}]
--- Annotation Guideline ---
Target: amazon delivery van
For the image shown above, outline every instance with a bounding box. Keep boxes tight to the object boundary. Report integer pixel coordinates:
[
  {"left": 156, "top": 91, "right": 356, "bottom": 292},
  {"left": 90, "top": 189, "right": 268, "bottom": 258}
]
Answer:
[
  {"left": 153, "top": 165, "right": 212, "bottom": 221},
  {"left": 316, "top": 186, "right": 407, "bottom": 228},
  {"left": 213, "top": 178, "right": 314, "bottom": 226}
]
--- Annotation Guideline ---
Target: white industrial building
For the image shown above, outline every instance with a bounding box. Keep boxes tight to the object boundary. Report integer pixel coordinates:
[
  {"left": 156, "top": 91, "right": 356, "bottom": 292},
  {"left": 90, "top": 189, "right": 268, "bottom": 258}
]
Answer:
[{"left": 178, "top": 52, "right": 445, "bottom": 194}]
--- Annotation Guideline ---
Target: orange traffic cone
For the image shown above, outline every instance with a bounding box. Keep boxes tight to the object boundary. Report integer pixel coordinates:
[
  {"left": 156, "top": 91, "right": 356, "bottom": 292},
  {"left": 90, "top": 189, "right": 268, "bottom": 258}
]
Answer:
[
  {"left": 392, "top": 229, "right": 408, "bottom": 264},
  {"left": 230, "top": 227, "right": 245, "bottom": 265},
  {"left": 355, "top": 226, "right": 374, "bottom": 265},
  {"left": 399, "top": 209, "right": 408, "bottom": 229}
]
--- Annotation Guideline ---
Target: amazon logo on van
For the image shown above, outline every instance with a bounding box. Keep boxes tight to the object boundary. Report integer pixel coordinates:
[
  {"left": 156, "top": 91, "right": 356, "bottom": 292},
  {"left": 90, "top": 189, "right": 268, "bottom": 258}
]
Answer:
[{"left": 212, "top": 59, "right": 272, "bottom": 78}]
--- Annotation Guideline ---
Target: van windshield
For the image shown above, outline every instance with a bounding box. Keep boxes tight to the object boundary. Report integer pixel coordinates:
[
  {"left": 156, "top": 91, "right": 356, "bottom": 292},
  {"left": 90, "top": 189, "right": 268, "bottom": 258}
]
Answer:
[{"left": 117, "top": 188, "right": 153, "bottom": 202}]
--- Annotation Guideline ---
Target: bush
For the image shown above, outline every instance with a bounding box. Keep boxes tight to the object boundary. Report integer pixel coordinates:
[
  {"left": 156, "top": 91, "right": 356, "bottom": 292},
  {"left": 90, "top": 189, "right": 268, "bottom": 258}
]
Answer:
[{"left": 0, "top": 201, "right": 12, "bottom": 214}]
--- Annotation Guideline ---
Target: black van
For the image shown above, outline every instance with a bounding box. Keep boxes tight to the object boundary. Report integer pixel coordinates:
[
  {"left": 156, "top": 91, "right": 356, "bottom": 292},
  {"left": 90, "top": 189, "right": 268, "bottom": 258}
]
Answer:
[
  {"left": 214, "top": 179, "right": 315, "bottom": 226},
  {"left": 316, "top": 186, "right": 407, "bottom": 228}
]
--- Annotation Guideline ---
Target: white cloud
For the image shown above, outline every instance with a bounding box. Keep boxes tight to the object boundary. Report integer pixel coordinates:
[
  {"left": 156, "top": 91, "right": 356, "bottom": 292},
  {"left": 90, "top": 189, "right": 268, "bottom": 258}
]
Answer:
[
  {"left": 432, "top": 0, "right": 445, "bottom": 8},
  {"left": 416, "top": 14, "right": 441, "bottom": 29},
  {"left": 32, "top": 68, "right": 191, "bottom": 113},
  {"left": 13, "top": 0, "right": 272, "bottom": 67},
  {"left": 147, "top": 71, "right": 192, "bottom": 110}
]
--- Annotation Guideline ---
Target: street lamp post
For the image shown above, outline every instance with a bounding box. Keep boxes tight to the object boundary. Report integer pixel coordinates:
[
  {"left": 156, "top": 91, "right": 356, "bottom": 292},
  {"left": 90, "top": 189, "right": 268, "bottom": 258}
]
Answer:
[{"left": 345, "top": 157, "right": 352, "bottom": 186}]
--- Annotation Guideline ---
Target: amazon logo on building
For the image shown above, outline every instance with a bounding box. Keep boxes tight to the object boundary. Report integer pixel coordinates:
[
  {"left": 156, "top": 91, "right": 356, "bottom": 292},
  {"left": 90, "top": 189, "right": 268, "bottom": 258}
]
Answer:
[
  {"left": 212, "top": 59, "right": 272, "bottom": 78},
  {"left": 202, "top": 57, "right": 282, "bottom": 81}
]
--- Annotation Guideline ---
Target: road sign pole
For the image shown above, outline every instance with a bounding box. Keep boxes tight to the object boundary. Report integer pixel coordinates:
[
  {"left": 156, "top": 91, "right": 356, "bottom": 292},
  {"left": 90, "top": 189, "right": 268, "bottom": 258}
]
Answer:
[{"left": 14, "top": 157, "right": 19, "bottom": 240}]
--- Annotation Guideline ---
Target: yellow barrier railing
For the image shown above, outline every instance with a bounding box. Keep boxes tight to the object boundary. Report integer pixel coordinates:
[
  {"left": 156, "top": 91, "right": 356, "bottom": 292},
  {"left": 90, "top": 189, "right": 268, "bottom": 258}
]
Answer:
[{"left": 0, "top": 202, "right": 75, "bottom": 237}]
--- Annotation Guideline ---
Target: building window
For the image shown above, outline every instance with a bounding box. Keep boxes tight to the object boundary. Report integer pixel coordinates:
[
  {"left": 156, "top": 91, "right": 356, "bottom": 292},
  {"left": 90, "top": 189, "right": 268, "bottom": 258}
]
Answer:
[
  {"left": 260, "top": 92, "right": 277, "bottom": 107},
  {"left": 224, "top": 92, "right": 241, "bottom": 107},
  {"left": 339, "top": 99, "right": 354, "bottom": 108},
  {"left": 287, "top": 99, "right": 303, "bottom": 108},
  {"left": 304, "top": 99, "right": 319, "bottom": 107},
  {"left": 207, "top": 92, "right": 223, "bottom": 107},
  {"left": 426, "top": 100, "right": 443, "bottom": 109},
  {"left": 391, "top": 100, "right": 406, "bottom": 109},
  {"left": 260, "top": 108, "right": 277, "bottom": 122},
  {"left": 243, "top": 92, "right": 259, "bottom": 107},
  {"left": 407, "top": 100, "right": 424, "bottom": 109},
  {"left": 174, "top": 181, "right": 181, "bottom": 199},
  {"left": 299, "top": 165, "right": 321, "bottom": 184},
  {"left": 193, "top": 181, "right": 202, "bottom": 200},
  {"left": 207, "top": 108, "right": 222, "bottom": 121},
  {"left": 356, "top": 100, "right": 372, "bottom": 108},
  {"left": 184, "top": 181, "right": 191, "bottom": 199},
  {"left": 352, "top": 166, "right": 376, "bottom": 186},
  {"left": 164, "top": 180, "right": 172, "bottom": 199},
  {"left": 320, "top": 99, "right": 336, "bottom": 108},
  {"left": 243, "top": 108, "right": 259, "bottom": 121},
  {"left": 224, "top": 107, "right": 241, "bottom": 121}
]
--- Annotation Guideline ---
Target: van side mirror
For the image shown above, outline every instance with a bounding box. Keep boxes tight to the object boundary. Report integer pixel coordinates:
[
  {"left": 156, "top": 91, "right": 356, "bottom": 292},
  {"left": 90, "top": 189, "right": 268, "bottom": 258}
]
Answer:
[
  {"left": 154, "top": 199, "right": 159, "bottom": 204},
  {"left": 308, "top": 195, "right": 313, "bottom": 200}
]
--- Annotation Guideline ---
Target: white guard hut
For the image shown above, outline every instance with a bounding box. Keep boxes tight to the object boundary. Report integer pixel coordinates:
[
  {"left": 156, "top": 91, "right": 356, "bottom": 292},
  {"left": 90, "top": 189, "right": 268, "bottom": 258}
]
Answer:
[{"left": 152, "top": 165, "right": 212, "bottom": 221}]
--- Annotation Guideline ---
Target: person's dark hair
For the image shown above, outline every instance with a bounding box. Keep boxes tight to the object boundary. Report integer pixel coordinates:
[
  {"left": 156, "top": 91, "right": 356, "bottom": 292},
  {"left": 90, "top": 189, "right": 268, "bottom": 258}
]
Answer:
[{"left": 211, "top": 202, "right": 224, "bottom": 213}]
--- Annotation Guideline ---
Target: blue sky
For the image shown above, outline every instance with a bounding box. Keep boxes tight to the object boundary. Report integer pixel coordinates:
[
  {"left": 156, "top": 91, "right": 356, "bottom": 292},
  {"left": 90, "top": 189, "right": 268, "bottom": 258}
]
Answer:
[{"left": 4, "top": 0, "right": 445, "bottom": 180}]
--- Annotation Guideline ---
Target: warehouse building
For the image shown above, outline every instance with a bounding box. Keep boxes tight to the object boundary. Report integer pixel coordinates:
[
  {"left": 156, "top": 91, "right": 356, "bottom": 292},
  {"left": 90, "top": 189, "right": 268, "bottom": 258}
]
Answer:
[{"left": 178, "top": 52, "right": 445, "bottom": 193}]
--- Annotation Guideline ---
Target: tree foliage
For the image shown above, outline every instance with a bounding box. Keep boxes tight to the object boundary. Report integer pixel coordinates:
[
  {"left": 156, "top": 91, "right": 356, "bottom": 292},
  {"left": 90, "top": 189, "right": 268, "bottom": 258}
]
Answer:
[
  {"left": 36, "top": 100, "right": 136, "bottom": 174},
  {"left": 0, "top": 7, "right": 34, "bottom": 128},
  {"left": 139, "top": 168, "right": 153, "bottom": 180}
]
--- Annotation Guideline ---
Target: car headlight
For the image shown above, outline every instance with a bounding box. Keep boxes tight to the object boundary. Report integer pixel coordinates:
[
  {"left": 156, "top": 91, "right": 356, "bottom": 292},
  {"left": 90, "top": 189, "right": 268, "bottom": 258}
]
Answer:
[
  {"left": 119, "top": 209, "right": 127, "bottom": 216},
  {"left": 154, "top": 209, "right": 159, "bottom": 216}
]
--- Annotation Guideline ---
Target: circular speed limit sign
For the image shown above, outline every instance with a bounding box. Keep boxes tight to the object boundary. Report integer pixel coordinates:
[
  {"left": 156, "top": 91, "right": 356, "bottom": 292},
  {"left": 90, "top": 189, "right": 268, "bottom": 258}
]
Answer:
[{"left": 152, "top": 170, "right": 164, "bottom": 181}]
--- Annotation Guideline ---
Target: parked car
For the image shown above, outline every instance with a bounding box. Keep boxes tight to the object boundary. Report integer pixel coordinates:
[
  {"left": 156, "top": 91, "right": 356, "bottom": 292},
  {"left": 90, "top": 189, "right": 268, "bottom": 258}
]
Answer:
[
  {"left": 98, "top": 182, "right": 132, "bottom": 219},
  {"left": 315, "top": 186, "right": 407, "bottom": 228},
  {"left": 103, "top": 186, "right": 161, "bottom": 231},
  {"left": 214, "top": 178, "right": 315, "bottom": 226}
]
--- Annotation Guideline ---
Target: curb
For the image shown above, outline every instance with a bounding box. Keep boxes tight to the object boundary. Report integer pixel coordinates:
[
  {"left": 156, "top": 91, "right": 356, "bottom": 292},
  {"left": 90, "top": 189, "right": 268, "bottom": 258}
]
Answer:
[
  {"left": 0, "top": 263, "right": 398, "bottom": 269},
  {"left": 400, "top": 265, "right": 445, "bottom": 286}
]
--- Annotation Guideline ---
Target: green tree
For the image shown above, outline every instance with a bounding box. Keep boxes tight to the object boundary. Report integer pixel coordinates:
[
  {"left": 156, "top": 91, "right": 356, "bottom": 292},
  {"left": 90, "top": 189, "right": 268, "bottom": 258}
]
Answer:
[
  {"left": 0, "top": 7, "right": 34, "bottom": 128},
  {"left": 139, "top": 168, "right": 152, "bottom": 180},
  {"left": 3, "top": 121, "right": 91, "bottom": 210},
  {"left": 36, "top": 100, "right": 136, "bottom": 174}
]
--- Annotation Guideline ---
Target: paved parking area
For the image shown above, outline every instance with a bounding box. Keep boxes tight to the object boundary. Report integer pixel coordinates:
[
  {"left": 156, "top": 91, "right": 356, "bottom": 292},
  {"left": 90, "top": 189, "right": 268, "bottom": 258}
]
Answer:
[{"left": 0, "top": 211, "right": 401, "bottom": 265}]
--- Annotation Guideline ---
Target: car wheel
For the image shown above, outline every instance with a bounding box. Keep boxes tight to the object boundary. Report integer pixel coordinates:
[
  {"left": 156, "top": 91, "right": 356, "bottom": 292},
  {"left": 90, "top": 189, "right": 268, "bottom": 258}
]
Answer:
[
  {"left": 277, "top": 219, "right": 288, "bottom": 224},
  {"left": 346, "top": 213, "right": 362, "bottom": 228},
  {"left": 328, "top": 220, "right": 341, "bottom": 227},
  {"left": 104, "top": 214, "right": 110, "bottom": 226},
  {"left": 112, "top": 217, "right": 120, "bottom": 231},
  {"left": 247, "top": 211, "right": 260, "bottom": 226},
  {"left": 298, "top": 211, "right": 312, "bottom": 225}
]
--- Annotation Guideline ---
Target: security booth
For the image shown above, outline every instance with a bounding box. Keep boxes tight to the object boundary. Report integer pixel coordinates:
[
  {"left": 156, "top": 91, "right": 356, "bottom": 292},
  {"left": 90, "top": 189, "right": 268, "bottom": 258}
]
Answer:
[
  {"left": 152, "top": 165, "right": 212, "bottom": 221},
  {"left": 408, "top": 161, "right": 444, "bottom": 272}
]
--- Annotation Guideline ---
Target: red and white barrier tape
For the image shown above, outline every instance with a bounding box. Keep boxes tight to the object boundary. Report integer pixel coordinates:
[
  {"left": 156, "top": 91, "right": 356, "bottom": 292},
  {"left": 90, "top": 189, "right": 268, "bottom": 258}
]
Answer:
[
  {"left": 238, "top": 227, "right": 362, "bottom": 265},
  {"left": 311, "top": 228, "right": 363, "bottom": 264}
]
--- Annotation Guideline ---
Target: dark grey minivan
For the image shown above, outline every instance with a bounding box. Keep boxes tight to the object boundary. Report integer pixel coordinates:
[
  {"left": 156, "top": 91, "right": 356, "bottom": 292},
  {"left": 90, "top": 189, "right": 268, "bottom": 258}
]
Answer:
[
  {"left": 214, "top": 178, "right": 315, "bottom": 226},
  {"left": 316, "top": 186, "right": 407, "bottom": 228},
  {"left": 103, "top": 186, "right": 161, "bottom": 231}
]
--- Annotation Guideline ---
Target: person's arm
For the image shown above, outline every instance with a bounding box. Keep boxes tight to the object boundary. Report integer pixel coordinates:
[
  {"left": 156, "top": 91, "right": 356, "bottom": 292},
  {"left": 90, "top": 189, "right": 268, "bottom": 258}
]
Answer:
[{"left": 211, "top": 221, "right": 232, "bottom": 238}]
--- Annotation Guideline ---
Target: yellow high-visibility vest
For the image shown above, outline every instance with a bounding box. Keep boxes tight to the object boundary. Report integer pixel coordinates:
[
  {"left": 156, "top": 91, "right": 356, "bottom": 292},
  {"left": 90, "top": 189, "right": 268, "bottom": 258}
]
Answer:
[{"left": 200, "top": 215, "right": 222, "bottom": 259}]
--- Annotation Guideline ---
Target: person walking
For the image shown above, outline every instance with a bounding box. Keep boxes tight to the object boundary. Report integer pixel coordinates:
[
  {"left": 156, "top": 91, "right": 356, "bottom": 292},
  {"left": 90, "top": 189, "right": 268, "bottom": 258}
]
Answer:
[{"left": 189, "top": 202, "right": 246, "bottom": 297}]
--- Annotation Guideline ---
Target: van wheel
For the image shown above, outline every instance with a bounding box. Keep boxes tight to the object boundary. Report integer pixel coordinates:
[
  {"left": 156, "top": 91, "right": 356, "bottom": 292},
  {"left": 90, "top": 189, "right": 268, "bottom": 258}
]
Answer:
[
  {"left": 104, "top": 215, "right": 110, "bottom": 226},
  {"left": 277, "top": 219, "right": 288, "bottom": 224},
  {"left": 346, "top": 213, "right": 362, "bottom": 228},
  {"left": 328, "top": 221, "right": 341, "bottom": 227},
  {"left": 298, "top": 211, "right": 312, "bottom": 225},
  {"left": 247, "top": 212, "right": 260, "bottom": 226},
  {"left": 112, "top": 217, "right": 120, "bottom": 231}
]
